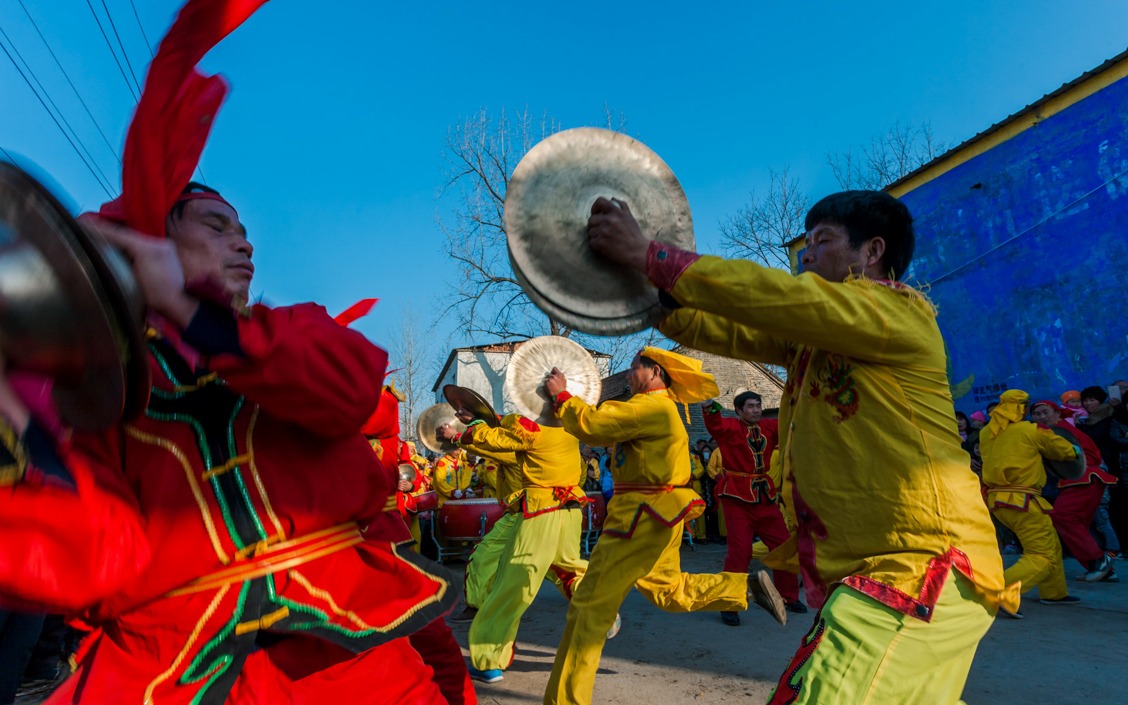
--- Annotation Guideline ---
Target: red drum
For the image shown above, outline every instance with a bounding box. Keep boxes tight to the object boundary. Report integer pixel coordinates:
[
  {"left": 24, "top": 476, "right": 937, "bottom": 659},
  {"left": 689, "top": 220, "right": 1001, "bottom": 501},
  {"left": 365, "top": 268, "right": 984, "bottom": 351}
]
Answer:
[
  {"left": 582, "top": 492, "right": 606, "bottom": 531},
  {"left": 440, "top": 498, "right": 506, "bottom": 541},
  {"left": 411, "top": 491, "right": 438, "bottom": 514}
]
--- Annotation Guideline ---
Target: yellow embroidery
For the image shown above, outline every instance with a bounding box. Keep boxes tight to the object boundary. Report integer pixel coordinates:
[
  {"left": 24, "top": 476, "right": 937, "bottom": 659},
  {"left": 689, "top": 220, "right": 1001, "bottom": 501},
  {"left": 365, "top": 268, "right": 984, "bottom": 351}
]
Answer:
[
  {"left": 125, "top": 425, "right": 231, "bottom": 565},
  {"left": 288, "top": 569, "right": 376, "bottom": 631},
  {"left": 142, "top": 583, "right": 232, "bottom": 705},
  {"left": 244, "top": 407, "right": 287, "bottom": 543},
  {"left": 233, "top": 606, "right": 289, "bottom": 636},
  {"left": 200, "top": 453, "right": 253, "bottom": 482},
  {"left": 171, "top": 372, "right": 219, "bottom": 394}
]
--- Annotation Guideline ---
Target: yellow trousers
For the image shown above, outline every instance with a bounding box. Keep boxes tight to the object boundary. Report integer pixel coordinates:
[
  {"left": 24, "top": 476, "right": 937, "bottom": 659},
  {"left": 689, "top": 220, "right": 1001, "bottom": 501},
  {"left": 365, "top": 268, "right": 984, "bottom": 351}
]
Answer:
[
  {"left": 992, "top": 504, "right": 1068, "bottom": 601},
  {"left": 544, "top": 517, "right": 748, "bottom": 705},
  {"left": 769, "top": 570, "right": 993, "bottom": 704},
  {"left": 408, "top": 515, "right": 422, "bottom": 549},
  {"left": 465, "top": 513, "right": 572, "bottom": 609},
  {"left": 469, "top": 507, "right": 587, "bottom": 670}
]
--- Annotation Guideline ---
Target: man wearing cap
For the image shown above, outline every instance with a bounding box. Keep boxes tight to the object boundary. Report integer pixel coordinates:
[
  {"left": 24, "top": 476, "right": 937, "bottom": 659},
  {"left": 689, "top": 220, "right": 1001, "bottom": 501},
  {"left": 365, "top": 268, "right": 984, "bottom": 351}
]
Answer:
[
  {"left": 1029, "top": 400, "right": 1116, "bottom": 583},
  {"left": 980, "top": 389, "right": 1082, "bottom": 614},
  {"left": 542, "top": 349, "right": 785, "bottom": 705},
  {"left": 703, "top": 390, "right": 804, "bottom": 624},
  {"left": 585, "top": 190, "right": 1016, "bottom": 704},
  {"left": 436, "top": 409, "right": 590, "bottom": 684}
]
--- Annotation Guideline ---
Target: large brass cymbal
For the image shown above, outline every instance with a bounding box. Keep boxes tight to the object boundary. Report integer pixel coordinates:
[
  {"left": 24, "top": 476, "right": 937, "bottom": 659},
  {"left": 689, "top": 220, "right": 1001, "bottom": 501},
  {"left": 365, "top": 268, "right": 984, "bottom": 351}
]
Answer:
[
  {"left": 442, "top": 385, "right": 499, "bottom": 428},
  {"left": 0, "top": 161, "right": 148, "bottom": 430},
  {"left": 417, "top": 403, "right": 466, "bottom": 455},
  {"left": 1043, "top": 425, "right": 1087, "bottom": 481},
  {"left": 504, "top": 335, "right": 602, "bottom": 427},
  {"left": 505, "top": 127, "right": 694, "bottom": 337}
]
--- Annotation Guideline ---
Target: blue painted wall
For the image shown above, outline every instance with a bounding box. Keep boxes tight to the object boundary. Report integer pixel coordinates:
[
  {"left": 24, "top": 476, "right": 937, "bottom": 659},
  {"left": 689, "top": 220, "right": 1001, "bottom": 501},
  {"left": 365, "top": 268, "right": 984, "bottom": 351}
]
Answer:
[{"left": 899, "top": 75, "right": 1128, "bottom": 414}]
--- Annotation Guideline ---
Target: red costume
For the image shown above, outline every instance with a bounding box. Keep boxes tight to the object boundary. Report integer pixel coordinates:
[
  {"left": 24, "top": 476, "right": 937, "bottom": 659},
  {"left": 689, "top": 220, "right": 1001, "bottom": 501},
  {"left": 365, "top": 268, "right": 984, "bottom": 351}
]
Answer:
[
  {"left": 0, "top": 3, "right": 467, "bottom": 703},
  {"left": 1036, "top": 402, "right": 1116, "bottom": 567},
  {"left": 702, "top": 403, "right": 799, "bottom": 603}
]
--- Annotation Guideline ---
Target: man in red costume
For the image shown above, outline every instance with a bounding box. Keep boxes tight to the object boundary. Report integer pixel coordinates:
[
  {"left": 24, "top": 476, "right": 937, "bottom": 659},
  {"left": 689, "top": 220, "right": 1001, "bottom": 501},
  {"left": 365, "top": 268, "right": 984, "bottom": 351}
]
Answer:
[
  {"left": 703, "top": 391, "right": 804, "bottom": 626},
  {"left": 0, "top": 2, "right": 469, "bottom": 703},
  {"left": 1030, "top": 400, "right": 1117, "bottom": 583}
]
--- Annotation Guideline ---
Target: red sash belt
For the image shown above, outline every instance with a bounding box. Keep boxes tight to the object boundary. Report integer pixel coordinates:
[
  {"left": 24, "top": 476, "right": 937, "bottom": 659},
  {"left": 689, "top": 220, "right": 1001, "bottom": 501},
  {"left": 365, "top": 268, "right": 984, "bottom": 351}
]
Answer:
[
  {"left": 614, "top": 483, "right": 674, "bottom": 494},
  {"left": 166, "top": 523, "right": 364, "bottom": 597}
]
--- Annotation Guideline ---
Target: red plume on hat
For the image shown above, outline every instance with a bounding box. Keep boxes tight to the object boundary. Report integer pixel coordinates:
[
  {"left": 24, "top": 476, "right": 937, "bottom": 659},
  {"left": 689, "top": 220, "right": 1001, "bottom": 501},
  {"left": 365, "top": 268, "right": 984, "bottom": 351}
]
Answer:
[{"left": 96, "top": 0, "right": 270, "bottom": 236}]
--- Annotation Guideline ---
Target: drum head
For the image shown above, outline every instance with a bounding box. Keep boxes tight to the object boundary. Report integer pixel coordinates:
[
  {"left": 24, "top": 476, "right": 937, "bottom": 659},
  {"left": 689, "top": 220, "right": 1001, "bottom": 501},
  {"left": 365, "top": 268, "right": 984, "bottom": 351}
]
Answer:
[
  {"left": 1043, "top": 425, "right": 1087, "bottom": 481},
  {"left": 442, "top": 385, "right": 499, "bottom": 428},
  {"left": 506, "top": 128, "right": 694, "bottom": 337},
  {"left": 504, "top": 335, "right": 602, "bottom": 427},
  {"left": 417, "top": 403, "right": 466, "bottom": 454},
  {"left": 0, "top": 162, "right": 148, "bottom": 430}
]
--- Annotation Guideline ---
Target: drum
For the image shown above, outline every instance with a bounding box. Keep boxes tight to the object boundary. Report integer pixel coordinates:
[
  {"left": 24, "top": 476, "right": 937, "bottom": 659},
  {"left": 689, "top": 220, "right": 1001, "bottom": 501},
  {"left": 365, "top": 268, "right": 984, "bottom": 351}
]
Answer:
[
  {"left": 439, "top": 498, "right": 506, "bottom": 541},
  {"left": 411, "top": 491, "right": 438, "bottom": 514},
  {"left": 582, "top": 492, "right": 606, "bottom": 531}
]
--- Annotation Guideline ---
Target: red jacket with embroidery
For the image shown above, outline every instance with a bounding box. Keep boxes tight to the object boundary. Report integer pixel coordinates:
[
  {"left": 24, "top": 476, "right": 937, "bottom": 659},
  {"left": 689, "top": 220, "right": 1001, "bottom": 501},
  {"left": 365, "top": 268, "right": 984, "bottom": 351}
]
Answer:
[
  {"left": 1048, "top": 421, "right": 1117, "bottom": 489},
  {"left": 0, "top": 302, "right": 456, "bottom": 705},
  {"left": 703, "top": 402, "right": 779, "bottom": 504}
]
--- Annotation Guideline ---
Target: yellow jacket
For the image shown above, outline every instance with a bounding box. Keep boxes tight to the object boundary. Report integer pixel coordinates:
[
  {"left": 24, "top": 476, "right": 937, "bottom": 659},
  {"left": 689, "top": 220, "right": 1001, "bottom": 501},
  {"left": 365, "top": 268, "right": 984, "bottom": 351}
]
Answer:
[
  {"left": 557, "top": 389, "right": 704, "bottom": 538},
  {"left": 458, "top": 442, "right": 522, "bottom": 502},
  {"left": 432, "top": 449, "right": 471, "bottom": 506},
  {"left": 688, "top": 453, "right": 706, "bottom": 495},
  {"left": 658, "top": 254, "right": 1012, "bottom": 614},
  {"left": 981, "top": 420, "right": 1076, "bottom": 512},
  {"left": 706, "top": 448, "right": 723, "bottom": 480},
  {"left": 459, "top": 415, "right": 586, "bottom": 515}
]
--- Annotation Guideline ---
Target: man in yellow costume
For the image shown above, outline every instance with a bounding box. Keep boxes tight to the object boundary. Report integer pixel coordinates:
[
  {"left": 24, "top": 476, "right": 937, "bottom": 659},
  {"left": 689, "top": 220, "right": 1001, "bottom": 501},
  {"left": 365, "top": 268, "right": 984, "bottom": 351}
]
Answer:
[
  {"left": 543, "top": 348, "right": 786, "bottom": 705},
  {"left": 582, "top": 190, "right": 1018, "bottom": 704},
  {"left": 688, "top": 450, "right": 708, "bottom": 540},
  {"left": 981, "top": 389, "right": 1082, "bottom": 617},
  {"left": 437, "top": 408, "right": 590, "bottom": 684},
  {"left": 433, "top": 446, "right": 473, "bottom": 505}
]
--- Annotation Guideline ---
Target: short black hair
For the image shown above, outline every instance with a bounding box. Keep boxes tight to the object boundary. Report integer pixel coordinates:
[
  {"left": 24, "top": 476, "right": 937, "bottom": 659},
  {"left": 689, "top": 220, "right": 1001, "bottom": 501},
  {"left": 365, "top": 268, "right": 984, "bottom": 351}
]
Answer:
[
  {"left": 986, "top": 401, "right": 1000, "bottom": 412},
  {"left": 734, "top": 391, "right": 762, "bottom": 411},
  {"left": 169, "top": 181, "right": 222, "bottom": 221},
  {"left": 954, "top": 411, "right": 969, "bottom": 424},
  {"left": 804, "top": 190, "right": 915, "bottom": 281},
  {"left": 638, "top": 355, "right": 672, "bottom": 387},
  {"left": 1081, "top": 386, "right": 1108, "bottom": 403}
]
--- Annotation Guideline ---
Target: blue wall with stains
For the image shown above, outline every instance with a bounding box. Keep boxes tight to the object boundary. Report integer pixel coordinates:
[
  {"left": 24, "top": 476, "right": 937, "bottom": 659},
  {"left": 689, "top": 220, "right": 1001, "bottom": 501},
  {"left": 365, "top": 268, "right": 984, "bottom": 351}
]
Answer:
[{"left": 899, "top": 76, "right": 1128, "bottom": 413}]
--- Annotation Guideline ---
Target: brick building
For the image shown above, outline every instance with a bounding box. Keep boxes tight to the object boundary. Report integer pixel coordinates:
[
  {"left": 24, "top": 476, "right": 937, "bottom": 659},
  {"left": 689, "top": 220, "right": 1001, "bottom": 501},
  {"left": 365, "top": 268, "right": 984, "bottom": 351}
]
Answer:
[{"left": 599, "top": 346, "right": 785, "bottom": 443}]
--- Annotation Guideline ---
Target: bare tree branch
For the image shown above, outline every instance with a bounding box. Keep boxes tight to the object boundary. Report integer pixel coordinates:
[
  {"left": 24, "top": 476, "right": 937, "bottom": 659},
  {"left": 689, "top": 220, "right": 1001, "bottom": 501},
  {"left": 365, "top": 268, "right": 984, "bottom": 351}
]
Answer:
[
  {"left": 826, "top": 121, "right": 950, "bottom": 191},
  {"left": 718, "top": 167, "right": 809, "bottom": 269},
  {"left": 389, "top": 301, "right": 434, "bottom": 443}
]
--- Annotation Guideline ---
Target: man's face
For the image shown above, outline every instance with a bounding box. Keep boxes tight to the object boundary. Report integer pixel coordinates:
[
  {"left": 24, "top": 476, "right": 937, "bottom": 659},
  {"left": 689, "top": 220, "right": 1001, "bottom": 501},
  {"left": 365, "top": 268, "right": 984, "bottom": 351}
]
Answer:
[
  {"left": 737, "top": 398, "right": 762, "bottom": 425},
  {"left": 626, "top": 354, "right": 659, "bottom": 396},
  {"left": 1082, "top": 397, "right": 1102, "bottom": 414},
  {"left": 801, "top": 222, "right": 877, "bottom": 282},
  {"left": 1031, "top": 404, "right": 1060, "bottom": 427},
  {"left": 166, "top": 199, "right": 253, "bottom": 306},
  {"left": 709, "top": 440, "right": 718, "bottom": 451}
]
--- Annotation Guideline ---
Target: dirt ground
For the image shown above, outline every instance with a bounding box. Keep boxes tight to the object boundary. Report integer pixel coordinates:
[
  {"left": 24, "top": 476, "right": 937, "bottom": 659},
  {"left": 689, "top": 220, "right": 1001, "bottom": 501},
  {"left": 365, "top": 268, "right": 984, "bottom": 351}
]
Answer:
[
  {"left": 447, "top": 545, "right": 1128, "bottom": 705},
  {"left": 17, "top": 545, "right": 1126, "bottom": 704}
]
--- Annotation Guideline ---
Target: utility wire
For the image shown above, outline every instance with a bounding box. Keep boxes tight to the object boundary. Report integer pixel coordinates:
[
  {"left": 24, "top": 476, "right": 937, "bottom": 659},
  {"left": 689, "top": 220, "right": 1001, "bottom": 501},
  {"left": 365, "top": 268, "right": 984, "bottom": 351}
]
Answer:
[
  {"left": 85, "top": 0, "right": 138, "bottom": 102},
  {"left": 18, "top": 1, "right": 121, "bottom": 166},
  {"left": 100, "top": 0, "right": 142, "bottom": 96},
  {"left": 0, "top": 33, "right": 114, "bottom": 198},
  {"left": 0, "top": 23, "right": 116, "bottom": 196},
  {"left": 127, "top": 0, "right": 154, "bottom": 58}
]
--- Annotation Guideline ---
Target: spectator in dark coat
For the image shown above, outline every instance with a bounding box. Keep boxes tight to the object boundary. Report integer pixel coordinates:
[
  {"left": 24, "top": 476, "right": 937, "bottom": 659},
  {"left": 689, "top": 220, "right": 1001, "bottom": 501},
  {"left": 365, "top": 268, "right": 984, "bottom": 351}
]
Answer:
[{"left": 1079, "top": 386, "right": 1120, "bottom": 476}]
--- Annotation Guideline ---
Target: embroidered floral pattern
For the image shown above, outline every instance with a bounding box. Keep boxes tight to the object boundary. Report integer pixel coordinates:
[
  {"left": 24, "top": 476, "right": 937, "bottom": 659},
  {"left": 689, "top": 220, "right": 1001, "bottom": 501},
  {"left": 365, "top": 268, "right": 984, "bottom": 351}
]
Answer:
[{"left": 817, "top": 356, "right": 859, "bottom": 423}]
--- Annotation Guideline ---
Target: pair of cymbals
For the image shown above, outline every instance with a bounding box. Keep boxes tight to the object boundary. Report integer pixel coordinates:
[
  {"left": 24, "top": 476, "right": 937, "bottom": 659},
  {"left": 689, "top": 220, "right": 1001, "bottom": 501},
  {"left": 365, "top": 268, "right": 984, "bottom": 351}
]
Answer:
[
  {"left": 0, "top": 161, "right": 148, "bottom": 430},
  {"left": 504, "top": 336, "right": 602, "bottom": 427},
  {"left": 505, "top": 127, "right": 696, "bottom": 337}
]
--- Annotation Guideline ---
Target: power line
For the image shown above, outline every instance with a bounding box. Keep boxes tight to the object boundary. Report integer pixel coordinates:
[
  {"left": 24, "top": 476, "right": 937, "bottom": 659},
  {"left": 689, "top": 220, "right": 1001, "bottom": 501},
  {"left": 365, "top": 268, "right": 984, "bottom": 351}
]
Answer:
[
  {"left": 18, "top": 1, "right": 121, "bottom": 166},
  {"left": 99, "top": 0, "right": 142, "bottom": 96},
  {"left": 85, "top": 0, "right": 138, "bottom": 102},
  {"left": 0, "top": 29, "right": 115, "bottom": 198},
  {"left": 0, "top": 23, "right": 116, "bottom": 194},
  {"left": 127, "top": 0, "right": 154, "bottom": 59}
]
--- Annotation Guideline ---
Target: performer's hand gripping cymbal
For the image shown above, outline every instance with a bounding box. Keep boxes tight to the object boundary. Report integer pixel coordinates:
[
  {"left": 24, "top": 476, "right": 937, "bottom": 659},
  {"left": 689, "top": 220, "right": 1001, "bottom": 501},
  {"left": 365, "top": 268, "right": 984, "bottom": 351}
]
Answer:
[
  {"left": 544, "top": 367, "right": 567, "bottom": 399},
  {"left": 586, "top": 197, "right": 650, "bottom": 273}
]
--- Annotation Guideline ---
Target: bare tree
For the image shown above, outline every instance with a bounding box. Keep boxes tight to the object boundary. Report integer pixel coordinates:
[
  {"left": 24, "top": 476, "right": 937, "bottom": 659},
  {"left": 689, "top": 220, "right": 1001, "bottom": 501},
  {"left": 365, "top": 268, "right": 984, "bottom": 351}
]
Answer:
[
  {"left": 827, "top": 120, "right": 949, "bottom": 191},
  {"left": 389, "top": 301, "right": 434, "bottom": 443},
  {"left": 718, "top": 167, "right": 810, "bottom": 269}
]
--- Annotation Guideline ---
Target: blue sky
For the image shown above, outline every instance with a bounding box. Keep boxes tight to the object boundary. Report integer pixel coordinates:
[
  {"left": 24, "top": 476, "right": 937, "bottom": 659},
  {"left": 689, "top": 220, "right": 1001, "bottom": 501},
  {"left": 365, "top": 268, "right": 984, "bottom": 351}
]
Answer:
[{"left": 3, "top": 0, "right": 1127, "bottom": 362}]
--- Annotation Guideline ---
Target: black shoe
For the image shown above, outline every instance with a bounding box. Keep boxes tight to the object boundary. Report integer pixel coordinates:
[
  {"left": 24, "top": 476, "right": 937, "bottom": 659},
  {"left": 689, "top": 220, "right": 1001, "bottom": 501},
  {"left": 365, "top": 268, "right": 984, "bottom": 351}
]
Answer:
[
  {"left": 998, "top": 605, "right": 1024, "bottom": 619},
  {"left": 720, "top": 611, "right": 740, "bottom": 626},
  {"left": 450, "top": 606, "right": 478, "bottom": 623},
  {"left": 747, "top": 570, "right": 787, "bottom": 625},
  {"left": 1039, "top": 595, "right": 1081, "bottom": 605},
  {"left": 785, "top": 601, "right": 808, "bottom": 614}
]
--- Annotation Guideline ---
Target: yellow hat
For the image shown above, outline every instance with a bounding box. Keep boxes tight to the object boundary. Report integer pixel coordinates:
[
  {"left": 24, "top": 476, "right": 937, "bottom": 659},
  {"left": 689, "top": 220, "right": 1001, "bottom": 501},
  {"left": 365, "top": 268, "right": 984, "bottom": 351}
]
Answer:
[
  {"left": 640, "top": 347, "right": 720, "bottom": 405},
  {"left": 987, "top": 388, "right": 1029, "bottom": 438}
]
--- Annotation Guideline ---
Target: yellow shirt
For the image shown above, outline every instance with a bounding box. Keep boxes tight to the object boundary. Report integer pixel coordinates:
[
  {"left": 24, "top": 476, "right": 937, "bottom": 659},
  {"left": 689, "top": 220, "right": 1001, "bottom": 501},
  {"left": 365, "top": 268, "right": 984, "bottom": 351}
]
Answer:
[
  {"left": 688, "top": 453, "right": 706, "bottom": 494},
  {"left": 460, "top": 415, "right": 586, "bottom": 515},
  {"left": 432, "top": 449, "right": 470, "bottom": 506},
  {"left": 980, "top": 420, "right": 1076, "bottom": 512},
  {"left": 658, "top": 254, "right": 1011, "bottom": 614},
  {"left": 706, "top": 448, "right": 723, "bottom": 479},
  {"left": 458, "top": 442, "right": 522, "bottom": 502},
  {"left": 557, "top": 388, "right": 704, "bottom": 538}
]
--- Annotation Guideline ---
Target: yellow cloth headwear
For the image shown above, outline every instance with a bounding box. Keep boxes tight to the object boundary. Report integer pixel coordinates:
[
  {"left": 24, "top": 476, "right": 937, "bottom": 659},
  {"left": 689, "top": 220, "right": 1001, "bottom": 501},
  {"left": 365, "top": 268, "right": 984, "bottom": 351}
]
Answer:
[
  {"left": 639, "top": 347, "right": 720, "bottom": 405},
  {"left": 986, "top": 389, "right": 1029, "bottom": 439}
]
